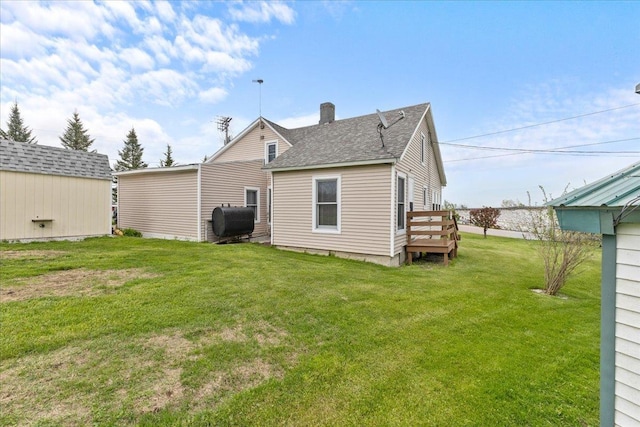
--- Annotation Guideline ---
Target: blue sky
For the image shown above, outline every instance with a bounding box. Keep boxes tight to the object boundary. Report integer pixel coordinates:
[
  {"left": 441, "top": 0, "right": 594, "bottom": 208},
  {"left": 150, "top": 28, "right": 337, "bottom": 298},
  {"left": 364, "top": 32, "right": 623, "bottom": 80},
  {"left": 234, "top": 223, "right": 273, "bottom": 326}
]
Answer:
[{"left": 1, "top": 1, "right": 639, "bottom": 206}]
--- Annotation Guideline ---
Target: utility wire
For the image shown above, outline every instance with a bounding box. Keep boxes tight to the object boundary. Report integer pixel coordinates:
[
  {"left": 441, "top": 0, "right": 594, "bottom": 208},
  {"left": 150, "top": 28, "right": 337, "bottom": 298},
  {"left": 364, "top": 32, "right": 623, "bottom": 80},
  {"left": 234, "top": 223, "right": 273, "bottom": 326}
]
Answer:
[
  {"left": 440, "top": 137, "right": 640, "bottom": 153},
  {"left": 446, "top": 151, "right": 640, "bottom": 163},
  {"left": 444, "top": 137, "right": 640, "bottom": 163},
  {"left": 440, "top": 102, "right": 640, "bottom": 143}
]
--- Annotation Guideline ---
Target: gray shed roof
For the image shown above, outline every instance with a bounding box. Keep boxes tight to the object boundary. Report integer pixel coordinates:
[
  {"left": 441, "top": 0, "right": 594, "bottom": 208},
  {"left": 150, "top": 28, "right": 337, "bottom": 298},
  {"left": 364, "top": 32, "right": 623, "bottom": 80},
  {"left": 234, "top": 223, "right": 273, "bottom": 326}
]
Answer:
[
  {"left": 548, "top": 161, "right": 640, "bottom": 208},
  {"left": 263, "top": 103, "right": 431, "bottom": 170},
  {"left": 0, "top": 139, "right": 111, "bottom": 180}
]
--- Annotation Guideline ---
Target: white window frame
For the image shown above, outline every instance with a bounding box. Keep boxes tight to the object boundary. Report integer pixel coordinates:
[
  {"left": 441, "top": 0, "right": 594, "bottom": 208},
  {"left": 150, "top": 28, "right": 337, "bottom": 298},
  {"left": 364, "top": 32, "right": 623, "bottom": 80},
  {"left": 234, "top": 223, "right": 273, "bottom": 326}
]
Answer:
[
  {"left": 264, "top": 140, "right": 278, "bottom": 164},
  {"left": 244, "top": 187, "right": 260, "bottom": 223},
  {"left": 397, "top": 172, "right": 406, "bottom": 234},
  {"left": 312, "top": 175, "right": 341, "bottom": 234},
  {"left": 423, "top": 186, "right": 429, "bottom": 210},
  {"left": 267, "top": 186, "right": 272, "bottom": 225},
  {"left": 420, "top": 132, "right": 426, "bottom": 165},
  {"left": 432, "top": 189, "right": 441, "bottom": 211}
]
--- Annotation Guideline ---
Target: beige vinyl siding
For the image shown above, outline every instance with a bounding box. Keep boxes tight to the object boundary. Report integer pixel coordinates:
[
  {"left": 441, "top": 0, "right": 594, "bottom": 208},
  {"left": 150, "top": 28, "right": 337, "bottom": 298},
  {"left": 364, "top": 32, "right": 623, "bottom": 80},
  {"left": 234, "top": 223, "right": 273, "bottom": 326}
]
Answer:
[
  {"left": 272, "top": 164, "right": 391, "bottom": 256},
  {"left": 394, "top": 119, "right": 442, "bottom": 255},
  {"left": 118, "top": 170, "right": 199, "bottom": 240},
  {"left": 615, "top": 223, "right": 640, "bottom": 425},
  {"left": 200, "top": 160, "right": 269, "bottom": 240},
  {"left": 0, "top": 170, "right": 111, "bottom": 241},
  {"left": 212, "top": 125, "right": 289, "bottom": 164}
]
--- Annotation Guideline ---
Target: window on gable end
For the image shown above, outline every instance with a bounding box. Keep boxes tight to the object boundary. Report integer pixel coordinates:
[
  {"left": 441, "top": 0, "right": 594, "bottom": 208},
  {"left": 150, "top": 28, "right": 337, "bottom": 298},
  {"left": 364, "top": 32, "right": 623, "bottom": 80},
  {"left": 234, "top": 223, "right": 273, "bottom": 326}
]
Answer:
[{"left": 265, "top": 141, "right": 277, "bottom": 164}]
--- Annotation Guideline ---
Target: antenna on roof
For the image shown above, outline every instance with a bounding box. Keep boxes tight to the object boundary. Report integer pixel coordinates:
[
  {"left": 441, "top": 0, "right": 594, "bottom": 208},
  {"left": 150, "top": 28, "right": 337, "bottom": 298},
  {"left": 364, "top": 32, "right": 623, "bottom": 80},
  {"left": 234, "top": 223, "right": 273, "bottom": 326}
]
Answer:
[
  {"left": 216, "top": 116, "right": 232, "bottom": 145},
  {"left": 252, "top": 79, "right": 264, "bottom": 118},
  {"left": 376, "top": 109, "right": 405, "bottom": 147}
]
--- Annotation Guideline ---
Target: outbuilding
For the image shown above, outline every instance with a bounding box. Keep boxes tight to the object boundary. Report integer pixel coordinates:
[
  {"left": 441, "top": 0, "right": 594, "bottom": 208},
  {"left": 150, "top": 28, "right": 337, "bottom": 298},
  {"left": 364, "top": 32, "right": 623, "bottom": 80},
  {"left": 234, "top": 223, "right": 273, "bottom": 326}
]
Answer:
[
  {"left": 0, "top": 139, "right": 112, "bottom": 241},
  {"left": 549, "top": 161, "right": 640, "bottom": 426}
]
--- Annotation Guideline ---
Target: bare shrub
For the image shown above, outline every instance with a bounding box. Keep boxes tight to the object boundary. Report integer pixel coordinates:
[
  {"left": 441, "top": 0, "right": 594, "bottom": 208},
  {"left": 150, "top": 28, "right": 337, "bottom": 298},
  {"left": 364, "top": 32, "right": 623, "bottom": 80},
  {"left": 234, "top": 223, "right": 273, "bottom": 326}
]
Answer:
[{"left": 525, "top": 187, "right": 593, "bottom": 296}]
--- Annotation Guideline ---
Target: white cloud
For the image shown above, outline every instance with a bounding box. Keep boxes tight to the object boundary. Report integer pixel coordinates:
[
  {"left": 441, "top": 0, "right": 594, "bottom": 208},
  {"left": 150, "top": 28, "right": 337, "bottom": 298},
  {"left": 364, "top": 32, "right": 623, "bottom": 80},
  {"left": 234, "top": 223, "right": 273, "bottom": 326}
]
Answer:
[
  {"left": 228, "top": 1, "right": 296, "bottom": 25},
  {"left": 0, "top": 21, "right": 49, "bottom": 58},
  {"left": 442, "top": 81, "right": 640, "bottom": 206},
  {"left": 277, "top": 112, "right": 320, "bottom": 128},
  {"left": 1, "top": 0, "right": 298, "bottom": 168},
  {"left": 124, "top": 69, "right": 198, "bottom": 106},
  {"left": 182, "top": 15, "right": 260, "bottom": 54},
  {"left": 199, "top": 87, "right": 228, "bottom": 104},
  {"left": 143, "top": 35, "right": 175, "bottom": 65},
  {"left": 155, "top": 1, "right": 177, "bottom": 22},
  {"left": 1, "top": 1, "right": 107, "bottom": 41},
  {"left": 102, "top": 1, "right": 142, "bottom": 33},
  {"left": 201, "top": 51, "right": 253, "bottom": 74},
  {"left": 120, "top": 47, "right": 156, "bottom": 71}
]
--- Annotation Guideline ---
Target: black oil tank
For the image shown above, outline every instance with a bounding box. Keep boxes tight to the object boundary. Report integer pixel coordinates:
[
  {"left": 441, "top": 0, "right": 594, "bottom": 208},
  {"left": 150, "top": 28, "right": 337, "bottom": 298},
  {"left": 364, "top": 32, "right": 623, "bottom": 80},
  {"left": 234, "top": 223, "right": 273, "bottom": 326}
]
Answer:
[{"left": 212, "top": 206, "right": 255, "bottom": 238}]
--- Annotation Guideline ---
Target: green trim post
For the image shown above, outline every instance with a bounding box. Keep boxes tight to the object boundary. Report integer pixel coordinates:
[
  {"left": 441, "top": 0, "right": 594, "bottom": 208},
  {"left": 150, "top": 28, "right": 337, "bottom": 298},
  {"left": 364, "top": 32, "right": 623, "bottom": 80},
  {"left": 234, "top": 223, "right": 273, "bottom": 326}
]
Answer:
[{"left": 600, "top": 233, "right": 616, "bottom": 427}]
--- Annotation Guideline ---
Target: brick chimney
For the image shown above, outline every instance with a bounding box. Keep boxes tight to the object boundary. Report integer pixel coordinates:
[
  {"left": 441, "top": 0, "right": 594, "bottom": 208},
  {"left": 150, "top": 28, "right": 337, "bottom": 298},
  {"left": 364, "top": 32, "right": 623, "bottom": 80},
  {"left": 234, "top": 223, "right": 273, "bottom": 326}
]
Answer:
[{"left": 319, "top": 102, "right": 335, "bottom": 125}]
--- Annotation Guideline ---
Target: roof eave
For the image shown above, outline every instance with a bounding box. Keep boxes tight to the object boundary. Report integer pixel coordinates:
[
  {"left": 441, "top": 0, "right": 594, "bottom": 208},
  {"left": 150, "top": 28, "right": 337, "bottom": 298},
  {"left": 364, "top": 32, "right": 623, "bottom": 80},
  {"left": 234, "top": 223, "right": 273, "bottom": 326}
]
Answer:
[
  {"left": 398, "top": 103, "right": 447, "bottom": 186},
  {"left": 114, "top": 164, "right": 200, "bottom": 176},
  {"left": 266, "top": 157, "right": 397, "bottom": 173}
]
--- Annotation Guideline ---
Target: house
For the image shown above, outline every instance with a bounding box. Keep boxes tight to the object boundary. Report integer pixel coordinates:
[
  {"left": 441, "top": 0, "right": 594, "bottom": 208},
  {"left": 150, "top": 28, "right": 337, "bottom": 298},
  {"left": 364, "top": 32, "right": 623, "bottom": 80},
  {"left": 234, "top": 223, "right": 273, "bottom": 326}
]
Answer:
[
  {"left": 0, "top": 139, "right": 112, "bottom": 241},
  {"left": 116, "top": 102, "right": 446, "bottom": 266},
  {"left": 549, "top": 161, "right": 640, "bottom": 426}
]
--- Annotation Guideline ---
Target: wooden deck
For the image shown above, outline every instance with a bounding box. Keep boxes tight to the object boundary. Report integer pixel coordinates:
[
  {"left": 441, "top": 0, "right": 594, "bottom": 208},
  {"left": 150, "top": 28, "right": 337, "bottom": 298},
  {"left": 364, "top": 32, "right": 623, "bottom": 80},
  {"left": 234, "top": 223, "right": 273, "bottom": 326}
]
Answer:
[{"left": 405, "top": 210, "right": 460, "bottom": 266}]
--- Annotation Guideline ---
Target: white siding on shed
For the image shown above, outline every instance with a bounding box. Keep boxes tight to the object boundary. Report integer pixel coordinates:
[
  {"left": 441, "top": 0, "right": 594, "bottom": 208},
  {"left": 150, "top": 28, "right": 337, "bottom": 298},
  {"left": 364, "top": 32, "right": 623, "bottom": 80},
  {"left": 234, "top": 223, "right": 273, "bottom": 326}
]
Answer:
[
  {"left": 615, "top": 223, "right": 640, "bottom": 425},
  {"left": 0, "top": 170, "right": 111, "bottom": 241}
]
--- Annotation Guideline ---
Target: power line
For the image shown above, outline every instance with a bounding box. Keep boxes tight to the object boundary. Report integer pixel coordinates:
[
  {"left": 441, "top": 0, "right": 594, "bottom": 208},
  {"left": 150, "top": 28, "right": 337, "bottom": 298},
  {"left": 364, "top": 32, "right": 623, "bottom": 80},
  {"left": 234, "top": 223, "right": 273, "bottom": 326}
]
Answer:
[
  {"left": 443, "top": 137, "right": 640, "bottom": 163},
  {"left": 446, "top": 151, "right": 640, "bottom": 163},
  {"left": 441, "top": 102, "right": 640, "bottom": 143},
  {"left": 440, "top": 137, "right": 640, "bottom": 153}
]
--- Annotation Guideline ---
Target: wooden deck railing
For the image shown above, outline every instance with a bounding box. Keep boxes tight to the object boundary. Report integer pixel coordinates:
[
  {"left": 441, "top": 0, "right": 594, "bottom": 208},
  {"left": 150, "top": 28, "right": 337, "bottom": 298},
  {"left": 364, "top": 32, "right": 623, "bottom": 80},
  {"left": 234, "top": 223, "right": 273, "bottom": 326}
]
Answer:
[{"left": 406, "top": 210, "right": 460, "bottom": 265}]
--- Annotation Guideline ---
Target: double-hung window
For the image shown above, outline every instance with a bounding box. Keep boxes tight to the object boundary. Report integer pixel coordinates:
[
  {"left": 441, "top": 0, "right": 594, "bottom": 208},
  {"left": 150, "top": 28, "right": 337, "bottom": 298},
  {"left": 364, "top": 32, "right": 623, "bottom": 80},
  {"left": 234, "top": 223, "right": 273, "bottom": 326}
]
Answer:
[
  {"left": 245, "top": 187, "right": 259, "bottom": 222},
  {"left": 265, "top": 141, "right": 277, "bottom": 164},
  {"left": 313, "top": 176, "right": 340, "bottom": 233},
  {"left": 397, "top": 174, "right": 406, "bottom": 231}
]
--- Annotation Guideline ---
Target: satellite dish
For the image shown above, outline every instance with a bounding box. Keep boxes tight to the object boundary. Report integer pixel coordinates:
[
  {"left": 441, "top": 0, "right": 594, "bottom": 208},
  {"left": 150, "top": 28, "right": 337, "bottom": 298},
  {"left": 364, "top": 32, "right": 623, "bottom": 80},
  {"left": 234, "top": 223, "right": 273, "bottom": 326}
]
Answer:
[{"left": 376, "top": 109, "right": 389, "bottom": 129}]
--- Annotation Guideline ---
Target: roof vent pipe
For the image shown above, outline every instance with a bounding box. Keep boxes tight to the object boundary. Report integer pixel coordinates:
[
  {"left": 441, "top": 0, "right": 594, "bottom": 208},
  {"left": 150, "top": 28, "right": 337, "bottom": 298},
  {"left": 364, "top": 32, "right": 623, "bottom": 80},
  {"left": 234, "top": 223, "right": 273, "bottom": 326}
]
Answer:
[{"left": 319, "top": 102, "right": 335, "bottom": 124}]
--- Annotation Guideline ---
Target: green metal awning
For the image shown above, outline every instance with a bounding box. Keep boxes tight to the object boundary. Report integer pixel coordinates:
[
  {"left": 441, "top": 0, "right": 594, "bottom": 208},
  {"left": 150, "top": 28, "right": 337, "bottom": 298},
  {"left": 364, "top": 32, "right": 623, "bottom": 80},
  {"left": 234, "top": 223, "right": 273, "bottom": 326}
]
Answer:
[{"left": 547, "top": 161, "right": 640, "bottom": 234}]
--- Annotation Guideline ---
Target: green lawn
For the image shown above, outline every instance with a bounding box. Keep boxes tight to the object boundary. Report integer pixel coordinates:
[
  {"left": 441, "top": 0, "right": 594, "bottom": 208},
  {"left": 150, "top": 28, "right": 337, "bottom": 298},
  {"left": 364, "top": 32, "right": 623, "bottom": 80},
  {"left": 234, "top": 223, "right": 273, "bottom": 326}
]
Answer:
[{"left": 0, "top": 234, "right": 600, "bottom": 426}]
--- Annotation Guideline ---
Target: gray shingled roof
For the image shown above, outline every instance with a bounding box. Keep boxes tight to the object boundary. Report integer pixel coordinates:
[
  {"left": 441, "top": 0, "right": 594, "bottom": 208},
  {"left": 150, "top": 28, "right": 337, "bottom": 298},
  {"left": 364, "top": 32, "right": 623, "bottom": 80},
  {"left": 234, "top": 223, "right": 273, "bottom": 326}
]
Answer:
[
  {"left": 263, "top": 103, "right": 430, "bottom": 170},
  {"left": 0, "top": 139, "right": 111, "bottom": 180}
]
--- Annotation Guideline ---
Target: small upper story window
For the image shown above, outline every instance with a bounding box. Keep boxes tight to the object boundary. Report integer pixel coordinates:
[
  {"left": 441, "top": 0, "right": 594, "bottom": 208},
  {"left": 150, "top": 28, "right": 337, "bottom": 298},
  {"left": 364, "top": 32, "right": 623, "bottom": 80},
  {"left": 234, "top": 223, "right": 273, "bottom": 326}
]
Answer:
[{"left": 265, "top": 141, "right": 277, "bottom": 163}]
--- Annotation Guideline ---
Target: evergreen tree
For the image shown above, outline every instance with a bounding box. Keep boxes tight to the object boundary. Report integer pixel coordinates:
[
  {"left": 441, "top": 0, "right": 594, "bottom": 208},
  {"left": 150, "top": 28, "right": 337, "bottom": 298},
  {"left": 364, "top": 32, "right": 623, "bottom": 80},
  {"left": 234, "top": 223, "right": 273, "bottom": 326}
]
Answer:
[
  {"left": 1, "top": 101, "right": 38, "bottom": 143},
  {"left": 114, "top": 127, "right": 147, "bottom": 171},
  {"left": 160, "top": 144, "right": 177, "bottom": 167},
  {"left": 59, "top": 111, "right": 95, "bottom": 151}
]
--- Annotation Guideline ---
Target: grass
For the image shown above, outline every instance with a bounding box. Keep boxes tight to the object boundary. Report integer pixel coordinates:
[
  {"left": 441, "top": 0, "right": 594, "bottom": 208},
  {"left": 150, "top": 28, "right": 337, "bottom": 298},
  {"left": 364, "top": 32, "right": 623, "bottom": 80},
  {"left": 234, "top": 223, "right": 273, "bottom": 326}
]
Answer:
[{"left": 0, "top": 233, "right": 600, "bottom": 426}]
